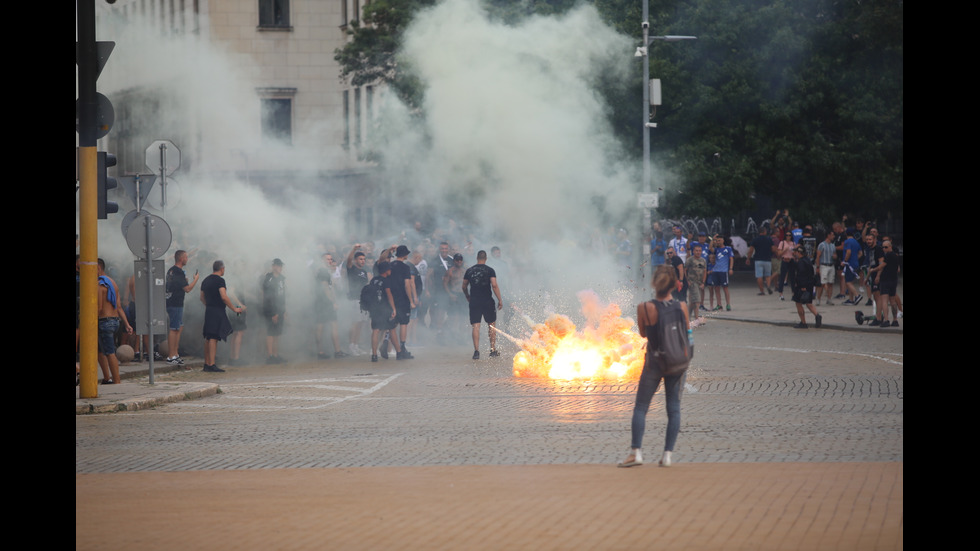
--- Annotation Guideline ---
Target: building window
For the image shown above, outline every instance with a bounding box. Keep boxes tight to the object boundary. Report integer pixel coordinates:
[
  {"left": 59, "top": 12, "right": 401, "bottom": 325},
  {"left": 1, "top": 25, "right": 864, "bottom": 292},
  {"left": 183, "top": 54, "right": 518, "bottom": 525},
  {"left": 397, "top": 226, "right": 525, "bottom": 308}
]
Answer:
[
  {"left": 257, "top": 88, "right": 296, "bottom": 144},
  {"left": 354, "top": 87, "right": 362, "bottom": 147},
  {"left": 258, "top": 0, "right": 290, "bottom": 28},
  {"left": 365, "top": 85, "right": 374, "bottom": 140},
  {"left": 343, "top": 90, "right": 350, "bottom": 150}
]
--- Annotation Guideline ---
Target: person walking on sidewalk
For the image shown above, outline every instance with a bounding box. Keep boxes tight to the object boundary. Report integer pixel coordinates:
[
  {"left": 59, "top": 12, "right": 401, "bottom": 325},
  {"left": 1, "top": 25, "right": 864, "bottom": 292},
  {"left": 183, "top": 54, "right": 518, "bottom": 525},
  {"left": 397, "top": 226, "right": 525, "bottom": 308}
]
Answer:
[
  {"left": 619, "top": 265, "right": 690, "bottom": 469},
  {"left": 815, "top": 230, "right": 837, "bottom": 305},
  {"left": 746, "top": 226, "right": 774, "bottom": 295},
  {"left": 789, "top": 246, "right": 822, "bottom": 329},
  {"left": 462, "top": 250, "right": 503, "bottom": 360}
]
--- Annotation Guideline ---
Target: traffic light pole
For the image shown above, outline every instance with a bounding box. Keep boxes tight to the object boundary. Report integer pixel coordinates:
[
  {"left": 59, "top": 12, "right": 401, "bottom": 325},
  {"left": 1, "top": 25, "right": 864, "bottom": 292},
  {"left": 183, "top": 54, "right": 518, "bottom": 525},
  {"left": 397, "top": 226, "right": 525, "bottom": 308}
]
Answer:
[{"left": 77, "top": 0, "right": 100, "bottom": 398}]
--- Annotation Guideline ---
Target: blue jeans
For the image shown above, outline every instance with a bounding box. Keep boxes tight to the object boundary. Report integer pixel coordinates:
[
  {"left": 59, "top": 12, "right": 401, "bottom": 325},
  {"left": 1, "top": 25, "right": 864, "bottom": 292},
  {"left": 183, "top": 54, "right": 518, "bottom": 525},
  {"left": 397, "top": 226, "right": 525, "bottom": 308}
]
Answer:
[
  {"left": 98, "top": 317, "right": 120, "bottom": 355},
  {"left": 167, "top": 306, "right": 184, "bottom": 331},
  {"left": 630, "top": 359, "right": 686, "bottom": 451}
]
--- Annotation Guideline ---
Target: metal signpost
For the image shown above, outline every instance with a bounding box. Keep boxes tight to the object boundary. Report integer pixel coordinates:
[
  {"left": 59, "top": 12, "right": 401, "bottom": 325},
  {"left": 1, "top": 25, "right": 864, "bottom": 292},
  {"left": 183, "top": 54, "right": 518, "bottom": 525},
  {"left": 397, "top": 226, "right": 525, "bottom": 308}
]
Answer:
[{"left": 117, "top": 140, "right": 181, "bottom": 384}]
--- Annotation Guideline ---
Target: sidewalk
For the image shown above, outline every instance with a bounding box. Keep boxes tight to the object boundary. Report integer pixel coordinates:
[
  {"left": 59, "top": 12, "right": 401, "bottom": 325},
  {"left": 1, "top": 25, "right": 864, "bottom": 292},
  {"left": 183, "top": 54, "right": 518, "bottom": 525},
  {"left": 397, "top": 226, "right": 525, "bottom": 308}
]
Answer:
[{"left": 77, "top": 462, "right": 903, "bottom": 551}]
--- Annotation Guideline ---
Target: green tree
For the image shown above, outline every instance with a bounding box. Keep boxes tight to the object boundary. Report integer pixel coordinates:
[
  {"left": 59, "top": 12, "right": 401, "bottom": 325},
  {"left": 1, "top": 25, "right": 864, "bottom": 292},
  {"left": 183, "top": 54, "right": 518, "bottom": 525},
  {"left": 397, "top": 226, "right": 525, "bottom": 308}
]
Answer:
[
  {"left": 335, "top": 0, "right": 903, "bottom": 223},
  {"left": 639, "top": 0, "right": 902, "bottom": 222},
  {"left": 334, "top": 0, "right": 438, "bottom": 109}
]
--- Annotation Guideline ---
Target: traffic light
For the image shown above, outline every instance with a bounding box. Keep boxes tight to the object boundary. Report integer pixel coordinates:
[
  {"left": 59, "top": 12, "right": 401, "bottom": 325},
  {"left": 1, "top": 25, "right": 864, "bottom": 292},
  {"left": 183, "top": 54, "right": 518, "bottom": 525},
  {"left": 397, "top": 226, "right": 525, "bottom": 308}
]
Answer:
[{"left": 97, "top": 151, "right": 118, "bottom": 219}]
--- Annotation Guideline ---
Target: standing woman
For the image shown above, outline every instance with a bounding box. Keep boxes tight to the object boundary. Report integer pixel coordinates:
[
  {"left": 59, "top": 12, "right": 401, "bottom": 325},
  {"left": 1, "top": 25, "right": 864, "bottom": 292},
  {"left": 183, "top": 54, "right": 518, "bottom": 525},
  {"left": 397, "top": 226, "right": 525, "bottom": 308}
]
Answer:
[{"left": 619, "top": 264, "right": 691, "bottom": 468}]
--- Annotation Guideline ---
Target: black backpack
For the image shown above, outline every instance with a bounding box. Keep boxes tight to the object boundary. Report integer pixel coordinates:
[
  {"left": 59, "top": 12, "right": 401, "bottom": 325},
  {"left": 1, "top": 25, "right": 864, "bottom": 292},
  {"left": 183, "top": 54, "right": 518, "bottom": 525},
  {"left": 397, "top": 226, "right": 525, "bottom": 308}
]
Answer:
[
  {"left": 359, "top": 277, "right": 386, "bottom": 314},
  {"left": 649, "top": 300, "right": 693, "bottom": 376}
]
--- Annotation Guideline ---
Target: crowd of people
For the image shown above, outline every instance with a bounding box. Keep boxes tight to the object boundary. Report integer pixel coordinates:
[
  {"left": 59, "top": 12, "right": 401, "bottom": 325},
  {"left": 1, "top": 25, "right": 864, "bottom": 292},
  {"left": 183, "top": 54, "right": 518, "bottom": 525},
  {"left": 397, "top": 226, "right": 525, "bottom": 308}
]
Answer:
[
  {"left": 78, "top": 218, "right": 572, "bottom": 378},
  {"left": 76, "top": 211, "right": 902, "bottom": 383},
  {"left": 649, "top": 211, "right": 903, "bottom": 329}
]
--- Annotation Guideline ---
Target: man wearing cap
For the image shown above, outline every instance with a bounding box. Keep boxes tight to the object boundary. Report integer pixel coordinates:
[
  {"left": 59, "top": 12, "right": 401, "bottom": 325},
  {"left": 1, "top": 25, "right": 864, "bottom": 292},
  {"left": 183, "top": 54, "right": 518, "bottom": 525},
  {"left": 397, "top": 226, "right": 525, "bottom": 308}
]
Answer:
[
  {"left": 463, "top": 250, "right": 504, "bottom": 360},
  {"left": 388, "top": 245, "right": 416, "bottom": 359},
  {"left": 368, "top": 262, "right": 404, "bottom": 362},
  {"left": 262, "top": 258, "right": 287, "bottom": 364},
  {"left": 789, "top": 246, "right": 822, "bottom": 329}
]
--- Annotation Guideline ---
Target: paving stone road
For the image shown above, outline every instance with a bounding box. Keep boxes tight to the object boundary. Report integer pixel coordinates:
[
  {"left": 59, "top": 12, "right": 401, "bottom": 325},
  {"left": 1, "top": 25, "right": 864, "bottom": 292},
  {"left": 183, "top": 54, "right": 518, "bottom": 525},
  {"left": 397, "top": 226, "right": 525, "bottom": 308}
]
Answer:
[
  {"left": 77, "top": 286, "right": 903, "bottom": 551},
  {"left": 75, "top": 319, "right": 902, "bottom": 473}
]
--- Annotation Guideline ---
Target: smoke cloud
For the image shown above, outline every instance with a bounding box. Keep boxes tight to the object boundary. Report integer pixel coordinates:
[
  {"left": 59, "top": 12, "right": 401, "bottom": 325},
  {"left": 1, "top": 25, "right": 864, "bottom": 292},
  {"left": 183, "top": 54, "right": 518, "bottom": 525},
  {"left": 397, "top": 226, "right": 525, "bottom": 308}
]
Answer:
[
  {"left": 377, "top": 0, "right": 641, "bottom": 293},
  {"left": 80, "top": 0, "right": 646, "bottom": 357}
]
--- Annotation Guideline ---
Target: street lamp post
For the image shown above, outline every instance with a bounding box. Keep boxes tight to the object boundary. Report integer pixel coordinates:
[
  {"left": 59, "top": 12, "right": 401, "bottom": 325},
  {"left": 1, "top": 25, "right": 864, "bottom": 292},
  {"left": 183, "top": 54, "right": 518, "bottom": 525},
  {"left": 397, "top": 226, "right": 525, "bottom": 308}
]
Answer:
[{"left": 635, "top": 2, "right": 694, "bottom": 284}]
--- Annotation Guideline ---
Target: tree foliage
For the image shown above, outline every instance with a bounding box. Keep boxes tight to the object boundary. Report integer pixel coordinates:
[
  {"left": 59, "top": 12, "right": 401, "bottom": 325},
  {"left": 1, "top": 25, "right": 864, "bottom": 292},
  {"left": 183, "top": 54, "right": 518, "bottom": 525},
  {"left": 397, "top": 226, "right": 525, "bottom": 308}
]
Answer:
[
  {"left": 334, "top": 0, "right": 438, "bottom": 108},
  {"left": 334, "top": 0, "right": 903, "bottom": 224},
  {"left": 646, "top": 0, "right": 903, "bottom": 222}
]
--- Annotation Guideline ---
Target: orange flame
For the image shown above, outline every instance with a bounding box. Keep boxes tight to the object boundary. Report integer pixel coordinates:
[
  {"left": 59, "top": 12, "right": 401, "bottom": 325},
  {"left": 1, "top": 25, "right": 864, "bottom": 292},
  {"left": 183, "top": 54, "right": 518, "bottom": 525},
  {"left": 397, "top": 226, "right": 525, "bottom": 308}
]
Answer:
[{"left": 512, "top": 290, "right": 646, "bottom": 380}]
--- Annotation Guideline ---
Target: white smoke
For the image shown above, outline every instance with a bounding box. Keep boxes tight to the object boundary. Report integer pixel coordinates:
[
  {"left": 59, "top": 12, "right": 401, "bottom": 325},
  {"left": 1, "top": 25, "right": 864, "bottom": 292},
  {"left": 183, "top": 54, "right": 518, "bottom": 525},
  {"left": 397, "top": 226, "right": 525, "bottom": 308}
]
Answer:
[
  {"left": 376, "top": 0, "right": 643, "bottom": 300},
  {"left": 80, "top": 0, "right": 648, "bottom": 357},
  {"left": 382, "top": 0, "right": 636, "bottom": 239}
]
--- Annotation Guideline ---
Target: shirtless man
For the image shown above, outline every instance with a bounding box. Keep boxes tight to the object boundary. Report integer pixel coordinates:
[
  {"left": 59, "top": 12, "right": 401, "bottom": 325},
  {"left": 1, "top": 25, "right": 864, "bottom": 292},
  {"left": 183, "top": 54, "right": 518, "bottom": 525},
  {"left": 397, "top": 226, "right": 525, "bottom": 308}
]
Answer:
[{"left": 97, "top": 258, "right": 133, "bottom": 384}]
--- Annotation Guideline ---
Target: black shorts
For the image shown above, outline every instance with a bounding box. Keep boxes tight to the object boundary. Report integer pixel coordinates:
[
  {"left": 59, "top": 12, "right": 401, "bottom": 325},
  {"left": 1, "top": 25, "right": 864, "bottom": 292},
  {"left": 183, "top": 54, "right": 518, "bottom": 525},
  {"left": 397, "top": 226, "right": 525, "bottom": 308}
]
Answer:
[
  {"left": 866, "top": 279, "right": 880, "bottom": 294},
  {"left": 469, "top": 299, "right": 497, "bottom": 325},
  {"left": 371, "top": 315, "right": 397, "bottom": 331},
  {"left": 370, "top": 306, "right": 396, "bottom": 330},
  {"left": 265, "top": 315, "right": 284, "bottom": 336},
  {"left": 879, "top": 280, "right": 897, "bottom": 296},
  {"left": 230, "top": 310, "right": 247, "bottom": 331},
  {"left": 792, "top": 288, "right": 814, "bottom": 304},
  {"left": 394, "top": 302, "right": 411, "bottom": 325},
  {"left": 315, "top": 301, "right": 337, "bottom": 323}
]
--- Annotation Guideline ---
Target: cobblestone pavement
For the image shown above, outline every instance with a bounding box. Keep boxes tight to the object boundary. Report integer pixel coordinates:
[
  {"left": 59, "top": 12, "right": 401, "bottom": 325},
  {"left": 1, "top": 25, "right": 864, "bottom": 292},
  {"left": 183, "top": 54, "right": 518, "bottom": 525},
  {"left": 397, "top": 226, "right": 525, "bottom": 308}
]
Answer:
[
  {"left": 75, "top": 320, "right": 902, "bottom": 472},
  {"left": 77, "top": 307, "right": 902, "bottom": 550}
]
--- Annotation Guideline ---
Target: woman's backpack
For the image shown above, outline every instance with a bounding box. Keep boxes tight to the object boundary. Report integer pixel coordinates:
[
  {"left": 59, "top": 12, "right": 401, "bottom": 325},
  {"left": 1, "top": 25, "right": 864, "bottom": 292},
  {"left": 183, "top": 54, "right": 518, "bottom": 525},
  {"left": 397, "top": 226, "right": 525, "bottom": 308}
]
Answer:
[{"left": 649, "top": 300, "right": 693, "bottom": 376}]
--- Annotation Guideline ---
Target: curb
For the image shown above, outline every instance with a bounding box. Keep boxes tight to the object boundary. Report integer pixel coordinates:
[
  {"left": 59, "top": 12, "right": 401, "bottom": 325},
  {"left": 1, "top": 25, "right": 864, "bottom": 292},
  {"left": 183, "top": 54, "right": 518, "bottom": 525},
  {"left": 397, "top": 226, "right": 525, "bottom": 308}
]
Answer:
[{"left": 75, "top": 382, "right": 220, "bottom": 415}]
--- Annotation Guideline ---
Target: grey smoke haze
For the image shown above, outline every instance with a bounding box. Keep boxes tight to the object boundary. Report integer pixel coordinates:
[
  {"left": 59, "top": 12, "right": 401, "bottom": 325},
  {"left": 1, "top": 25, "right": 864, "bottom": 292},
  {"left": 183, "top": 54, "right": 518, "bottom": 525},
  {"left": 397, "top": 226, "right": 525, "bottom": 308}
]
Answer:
[
  {"left": 81, "top": 0, "right": 649, "bottom": 354},
  {"left": 378, "top": 0, "right": 642, "bottom": 295},
  {"left": 385, "top": 1, "right": 636, "bottom": 237}
]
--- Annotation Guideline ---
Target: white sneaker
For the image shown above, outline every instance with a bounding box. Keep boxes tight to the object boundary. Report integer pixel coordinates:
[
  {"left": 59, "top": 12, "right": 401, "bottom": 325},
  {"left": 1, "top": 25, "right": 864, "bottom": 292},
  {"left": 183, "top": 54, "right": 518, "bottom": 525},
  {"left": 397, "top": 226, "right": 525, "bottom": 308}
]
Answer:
[
  {"left": 349, "top": 344, "right": 363, "bottom": 356},
  {"left": 659, "top": 451, "right": 672, "bottom": 467},
  {"left": 618, "top": 449, "right": 643, "bottom": 468},
  {"left": 897, "top": 311, "right": 903, "bottom": 318}
]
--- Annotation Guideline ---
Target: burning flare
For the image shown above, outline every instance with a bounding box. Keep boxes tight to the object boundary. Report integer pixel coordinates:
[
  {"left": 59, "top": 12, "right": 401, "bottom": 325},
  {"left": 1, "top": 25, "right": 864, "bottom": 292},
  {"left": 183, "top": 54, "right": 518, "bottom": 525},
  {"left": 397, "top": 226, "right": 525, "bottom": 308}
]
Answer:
[{"left": 512, "top": 290, "right": 646, "bottom": 380}]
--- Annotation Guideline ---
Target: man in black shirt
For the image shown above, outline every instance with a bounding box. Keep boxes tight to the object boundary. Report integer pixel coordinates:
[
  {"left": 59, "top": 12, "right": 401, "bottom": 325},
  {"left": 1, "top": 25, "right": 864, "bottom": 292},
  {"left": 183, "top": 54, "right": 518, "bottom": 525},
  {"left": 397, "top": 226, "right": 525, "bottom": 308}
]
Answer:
[
  {"left": 261, "top": 258, "right": 287, "bottom": 363},
  {"left": 200, "top": 260, "right": 244, "bottom": 372},
  {"left": 789, "top": 246, "right": 822, "bottom": 329},
  {"left": 345, "top": 245, "right": 370, "bottom": 355},
  {"left": 165, "top": 250, "right": 199, "bottom": 366},
  {"left": 388, "top": 245, "right": 417, "bottom": 359},
  {"left": 462, "top": 250, "right": 503, "bottom": 360},
  {"left": 871, "top": 239, "right": 902, "bottom": 326}
]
